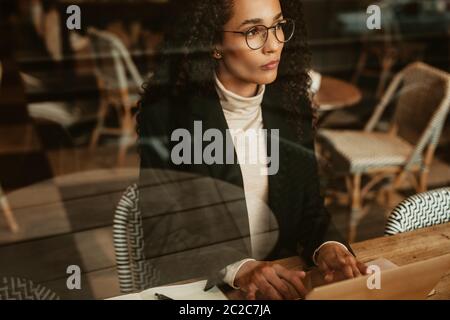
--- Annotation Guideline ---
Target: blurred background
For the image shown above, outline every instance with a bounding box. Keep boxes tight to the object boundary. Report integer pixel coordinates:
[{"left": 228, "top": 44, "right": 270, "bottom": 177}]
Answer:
[{"left": 0, "top": 0, "right": 449, "bottom": 299}]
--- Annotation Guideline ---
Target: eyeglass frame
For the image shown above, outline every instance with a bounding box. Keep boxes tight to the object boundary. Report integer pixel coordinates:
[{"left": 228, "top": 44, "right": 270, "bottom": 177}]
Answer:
[{"left": 223, "top": 18, "right": 295, "bottom": 50}]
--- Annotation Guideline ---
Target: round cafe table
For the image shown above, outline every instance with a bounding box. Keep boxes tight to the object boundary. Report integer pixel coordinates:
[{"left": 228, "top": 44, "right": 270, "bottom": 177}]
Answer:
[
  {"left": 313, "top": 76, "right": 363, "bottom": 125},
  {"left": 314, "top": 76, "right": 362, "bottom": 111}
]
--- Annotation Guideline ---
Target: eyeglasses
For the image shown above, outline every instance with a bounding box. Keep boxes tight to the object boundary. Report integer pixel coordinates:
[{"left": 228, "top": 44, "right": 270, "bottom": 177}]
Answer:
[{"left": 223, "top": 18, "right": 295, "bottom": 50}]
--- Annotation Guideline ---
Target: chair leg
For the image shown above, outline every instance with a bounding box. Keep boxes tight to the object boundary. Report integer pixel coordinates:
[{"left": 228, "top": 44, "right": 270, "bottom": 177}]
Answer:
[
  {"left": 89, "top": 127, "right": 102, "bottom": 151},
  {"left": 348, "top": 174, "right": 362, "bottom": 243},
  {"left": 0, "top": 188, "right": 19, "bottom": 233},
  {"left": 352, "top": 50, "right": 368, "bottom": 84},
  {"left": 376, "top": 52, "right": 396, "bottom": 99},
  {"left": 384, "top": 186, "right": 395, "bottom": 208},
  {"left": 117, "top": 132, "right": 137, "bottom": 167},
  {"left": 117, "top": 137, "right": 129, "bottom": 167},
  {"left": 418, "top": 144, "right": 435, "bottom": 193},
  {"left": 383, "top": 172, "right": 410, "bottom": 209},
  {"left": 117, "top": 103, "right": 135, "bottom": 167},
  {"left": 90, "top": 98, "right": 109, "bottom": 151},
  {"left": 418, "top": 169, "right": 429, "bottom": 193}
]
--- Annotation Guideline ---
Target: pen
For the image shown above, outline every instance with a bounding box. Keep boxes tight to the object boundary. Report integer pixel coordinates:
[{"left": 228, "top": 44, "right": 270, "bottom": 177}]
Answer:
[
  {"left": 203, "top": 279, "right": 214, "bottom": 292},
  {"left": 154, "top": 293, "right": 173, "bottom": 300}
]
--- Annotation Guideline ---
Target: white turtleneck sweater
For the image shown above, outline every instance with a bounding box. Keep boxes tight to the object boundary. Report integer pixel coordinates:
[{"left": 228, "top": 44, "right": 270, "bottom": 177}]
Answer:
[{"left": 213, "top": 73, "right": 346, "bottom": 289}]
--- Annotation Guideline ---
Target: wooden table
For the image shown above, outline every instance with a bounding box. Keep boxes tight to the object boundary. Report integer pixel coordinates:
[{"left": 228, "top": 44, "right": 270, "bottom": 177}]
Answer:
[
  {"left": 313, "top": 76, "right": 362, "bottom": 112},
  {"left": 4, "top": 167, "right": 448, "bottom": 300},
  {"left": 225, "top": 223, "right": 450, "bottom": 300}
]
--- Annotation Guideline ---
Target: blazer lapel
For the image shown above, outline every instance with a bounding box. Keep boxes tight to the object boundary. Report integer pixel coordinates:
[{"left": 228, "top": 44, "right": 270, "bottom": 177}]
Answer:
[
  {"left": 261, "top": 88, "right": 301, "bottom": 242},
  {"left": 187, "top": 88, "right": 252, "bottom": 246},
  {"left": 189, "top": 89, "right": 245, "bottom": 189}
]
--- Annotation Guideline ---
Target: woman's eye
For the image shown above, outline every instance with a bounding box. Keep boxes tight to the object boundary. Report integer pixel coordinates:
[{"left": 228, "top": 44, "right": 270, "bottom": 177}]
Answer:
[{"left": 247, "top": 28, "right": 259, "bottom": 37}]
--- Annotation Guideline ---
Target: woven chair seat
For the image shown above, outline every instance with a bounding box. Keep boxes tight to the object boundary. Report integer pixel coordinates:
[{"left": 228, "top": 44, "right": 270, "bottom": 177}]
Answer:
[{"left": 318, "top": 130, "right": 421, "bottom": 173}]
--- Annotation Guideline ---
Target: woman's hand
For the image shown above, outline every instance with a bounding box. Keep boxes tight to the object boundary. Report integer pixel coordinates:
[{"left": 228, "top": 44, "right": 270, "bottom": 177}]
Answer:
[
  {"left": 316, "top": 243, "right": 368, "bottom": 283},
  {"left": 234, "top": 261, "right": 308, "bottom": 300}
]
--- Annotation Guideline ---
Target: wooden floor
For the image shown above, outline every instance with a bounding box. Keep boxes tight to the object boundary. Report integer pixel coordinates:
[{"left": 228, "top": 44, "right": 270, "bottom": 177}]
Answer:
[{"left": 0, "top": 144, "right": 449, "bottom": 299}]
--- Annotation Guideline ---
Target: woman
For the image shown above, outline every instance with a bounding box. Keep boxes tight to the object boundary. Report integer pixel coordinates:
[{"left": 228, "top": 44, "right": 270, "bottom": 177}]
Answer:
[{"left": 138, "top": 0, "right": 367, "bottom": 300}]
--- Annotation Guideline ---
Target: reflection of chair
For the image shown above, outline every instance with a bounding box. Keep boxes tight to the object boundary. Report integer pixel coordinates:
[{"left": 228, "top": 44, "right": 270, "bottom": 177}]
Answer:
[
  {"left": 0, "top": 184, "right": 19, "bottom": 233},
  {"left": 113, "top": 184, "right": 159, "bottom": 293},
  {"left": 319, "top": 62, "right": 450, "bottom": 242},
  {"left": 0, "top": 61, "right": 19, "bottom": 233},
  {"left": 385, "top": 188, "right": 450, "bottom": 236},
  {"left": 87, "top": 28, "right": 145, "bottom": 166},
  {"left": 0, "top": 277, "right": 59, "bottom": 300}
]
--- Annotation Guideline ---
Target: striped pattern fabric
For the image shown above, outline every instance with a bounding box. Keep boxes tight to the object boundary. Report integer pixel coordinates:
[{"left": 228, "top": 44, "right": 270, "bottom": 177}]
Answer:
[
  {"left": 0, "top": 277, "right": 59, "bottom": 300},
  {"left": 113, "top": 184, "right": 160, "bottom": 293},
  {"left": 318, "top": 130, "right": 418, "bottom": 173},
  {"left": 385, "top": 188, "right": 450, "bottom": 235}
]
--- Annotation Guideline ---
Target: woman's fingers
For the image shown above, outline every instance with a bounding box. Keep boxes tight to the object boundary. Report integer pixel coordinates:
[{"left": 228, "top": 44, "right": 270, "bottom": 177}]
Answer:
[
  {"left": 273, "top": 264, "right": 308, "bottom": 298},
  {"left": 318, "top": 256, "right": 331, "bottom": 274},
  {"left": 351, "top": 261, "right": 362, "bottom": 277},
  {"left": 316, "top": 244, "right": 369, "bottom": 283},
  {"left": 318, "top": 259, "right": 334, "bottom": 282},
  {"left": 342, "top": 260, "right": 355, "bottom": 279},
  {"left": 330, "top": 249, "right": 357, "bottom": 277},
  {"left": 261, "top": 266, "right": 293, "bottom": 300},
  {"left": 245, "top": 283, "right": 258, "bottom": 300},
  {"left": 357, "top": 261, "right": 368, "bottom": 275},
  {"left": 254, "top": 273, "right": 283, "bottom": 300},
  {"left": 286, "top": 273, "right": 308, "bottom": 298},
  {"left": 283, "top": 280, "right": 302, "bottom": 300}
]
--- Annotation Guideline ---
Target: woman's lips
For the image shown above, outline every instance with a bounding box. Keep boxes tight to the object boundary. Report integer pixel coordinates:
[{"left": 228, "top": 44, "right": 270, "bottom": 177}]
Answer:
[{"left": 261, "top": 60, "right": 280, "bottom": 71}]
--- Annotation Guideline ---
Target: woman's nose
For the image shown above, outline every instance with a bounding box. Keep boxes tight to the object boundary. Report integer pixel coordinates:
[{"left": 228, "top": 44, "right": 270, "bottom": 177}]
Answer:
[{"left": 263, "top": 29, "right": 281, "bottom": 54}]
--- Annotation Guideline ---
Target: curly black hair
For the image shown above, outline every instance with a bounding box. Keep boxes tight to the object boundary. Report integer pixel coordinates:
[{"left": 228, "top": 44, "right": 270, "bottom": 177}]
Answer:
[{"left": 137, "top": 0, "right": 314, "bottom": 140}]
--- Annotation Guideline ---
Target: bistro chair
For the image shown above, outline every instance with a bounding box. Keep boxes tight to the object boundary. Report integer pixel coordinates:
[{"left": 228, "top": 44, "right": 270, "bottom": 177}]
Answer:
[
  {"left": 318, "top": 62, "right": 450, "bottom": 242},
  {"left": 0, "top": 61, "right": 19, "bottom": 233},
  {"left": 87, "top": 28, "right": 145, "bottom": 166}
]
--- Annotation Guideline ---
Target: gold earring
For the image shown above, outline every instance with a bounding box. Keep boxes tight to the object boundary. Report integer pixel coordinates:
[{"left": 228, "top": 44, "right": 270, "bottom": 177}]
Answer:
[{"left": 213, "top": 50, "right": 222, "bottom": 59}]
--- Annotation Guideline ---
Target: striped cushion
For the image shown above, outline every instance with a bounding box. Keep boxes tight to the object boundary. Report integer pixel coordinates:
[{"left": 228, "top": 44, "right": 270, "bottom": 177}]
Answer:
[
  {"left": 385, "top": 188, "right": 450, "bottom": 235},
  {"left": 0, "top": 277, "right": 59, "bottom": 300},
  {"left": 318, "top": 130, "right": 420, "bottom": 173},
  {"left": 113, "top": 184, "right": 160, "bottom": 293}
]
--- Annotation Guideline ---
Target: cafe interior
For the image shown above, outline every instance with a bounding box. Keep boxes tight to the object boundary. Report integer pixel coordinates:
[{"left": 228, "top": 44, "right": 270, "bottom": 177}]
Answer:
[{"left": 0, "top": 0, "right": 449, "bottom": 300}]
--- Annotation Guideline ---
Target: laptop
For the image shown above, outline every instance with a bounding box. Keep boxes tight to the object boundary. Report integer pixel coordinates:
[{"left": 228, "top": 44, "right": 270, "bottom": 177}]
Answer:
[{"left": 305, "top": 253, "right": 450, "bottom": 300}]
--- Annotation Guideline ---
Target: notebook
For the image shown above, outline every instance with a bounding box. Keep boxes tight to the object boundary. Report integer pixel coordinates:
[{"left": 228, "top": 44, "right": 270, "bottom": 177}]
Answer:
[{"left": 107, "top": 280, "right": 228, "bottom": 300}]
